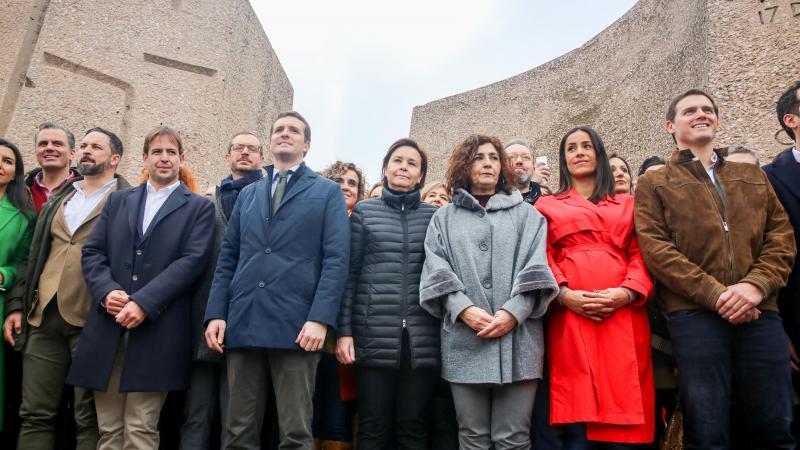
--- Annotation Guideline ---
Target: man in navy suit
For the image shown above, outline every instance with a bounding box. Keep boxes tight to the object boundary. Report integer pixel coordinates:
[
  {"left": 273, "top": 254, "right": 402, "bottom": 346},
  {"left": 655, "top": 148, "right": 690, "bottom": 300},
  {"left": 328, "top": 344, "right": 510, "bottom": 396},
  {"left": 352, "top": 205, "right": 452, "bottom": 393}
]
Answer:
[
  {"left": 204, "top": 111, "right": 350, "bottom": 449},
  {"left": 765, "top": 81, "right": 800, "bottom": 372},
  {"left": 67, "top": 126, "right": 215, "bottom": 450}
]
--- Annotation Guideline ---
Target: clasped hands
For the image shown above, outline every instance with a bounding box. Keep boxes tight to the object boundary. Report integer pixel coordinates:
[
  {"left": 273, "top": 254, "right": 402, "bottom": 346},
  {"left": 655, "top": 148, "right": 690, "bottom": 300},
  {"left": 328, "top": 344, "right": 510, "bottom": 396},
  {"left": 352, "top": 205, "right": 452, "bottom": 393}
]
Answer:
[
  {"left": 715, "top": 282, "right": 763, "bottom": 324},
  {"left": 459, "top": 306, "right": 517, "bottom": 338},
  {"left": 105, "top": 290, "right": 146, "bottom": 329},
  {"left": 560, "top": 287, "right": 631, "bottom": 322}
]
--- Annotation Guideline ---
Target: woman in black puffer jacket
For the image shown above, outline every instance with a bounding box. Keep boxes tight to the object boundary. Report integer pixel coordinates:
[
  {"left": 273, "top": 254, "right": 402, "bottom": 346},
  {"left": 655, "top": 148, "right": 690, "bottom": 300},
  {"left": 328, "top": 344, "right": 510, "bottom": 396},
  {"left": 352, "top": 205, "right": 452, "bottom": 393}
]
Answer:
[{"left": 336, "top": 138, "right": 439, "bottom": 450}]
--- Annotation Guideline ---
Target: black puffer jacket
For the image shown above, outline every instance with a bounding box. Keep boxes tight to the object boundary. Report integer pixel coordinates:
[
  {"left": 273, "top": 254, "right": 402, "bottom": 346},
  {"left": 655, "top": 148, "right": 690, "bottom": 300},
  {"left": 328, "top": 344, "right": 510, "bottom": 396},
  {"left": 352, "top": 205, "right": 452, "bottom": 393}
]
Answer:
[{"left": 338, "top": 187, "right": 440, "bottom": 369}]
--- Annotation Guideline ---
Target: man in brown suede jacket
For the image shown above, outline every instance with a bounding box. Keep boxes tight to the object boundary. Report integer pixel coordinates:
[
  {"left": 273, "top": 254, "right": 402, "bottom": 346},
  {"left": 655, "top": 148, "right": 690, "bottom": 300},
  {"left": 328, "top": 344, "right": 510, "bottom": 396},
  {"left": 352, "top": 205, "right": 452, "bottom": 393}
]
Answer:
[{"left": 635, "top": 89, "right": 796, "bottom": 450}]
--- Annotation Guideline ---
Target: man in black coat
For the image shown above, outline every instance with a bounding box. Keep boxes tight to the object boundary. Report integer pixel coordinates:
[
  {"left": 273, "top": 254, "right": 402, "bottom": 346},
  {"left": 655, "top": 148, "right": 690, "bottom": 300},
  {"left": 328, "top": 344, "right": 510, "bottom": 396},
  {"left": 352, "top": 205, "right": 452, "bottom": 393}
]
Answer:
[
  {"left": 765, "top": 81, "right": 800, "bottom": 371},
  {"left": 66, "top": 126, "right": 215, "bottom": 450}
]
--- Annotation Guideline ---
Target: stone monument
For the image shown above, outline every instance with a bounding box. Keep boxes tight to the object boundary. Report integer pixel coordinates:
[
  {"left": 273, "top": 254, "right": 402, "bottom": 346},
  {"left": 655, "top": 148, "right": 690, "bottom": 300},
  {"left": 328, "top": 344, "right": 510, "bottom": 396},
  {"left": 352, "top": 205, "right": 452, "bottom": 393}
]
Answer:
[
  {"left": 409, "top": 0, "right": 800, "bottom": 181},
  {"left": 1, "top": 0, "right": 293, "bottom": 186}
]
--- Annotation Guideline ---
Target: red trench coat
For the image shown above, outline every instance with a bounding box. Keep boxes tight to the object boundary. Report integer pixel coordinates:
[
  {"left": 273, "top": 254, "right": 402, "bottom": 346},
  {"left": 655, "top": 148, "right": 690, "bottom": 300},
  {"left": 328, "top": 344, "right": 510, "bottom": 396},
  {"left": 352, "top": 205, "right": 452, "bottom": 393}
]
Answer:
[{"left": 536, "top": 190, "right": 654, "bottom": 443}]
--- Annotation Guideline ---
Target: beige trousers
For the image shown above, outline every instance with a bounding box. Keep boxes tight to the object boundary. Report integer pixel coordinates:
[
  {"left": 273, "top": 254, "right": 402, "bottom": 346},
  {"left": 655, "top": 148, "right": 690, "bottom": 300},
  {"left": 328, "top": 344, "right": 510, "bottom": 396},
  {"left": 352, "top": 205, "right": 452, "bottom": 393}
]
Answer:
[{"left": 94, "top": 335, "right": 168, "bottom": 450}]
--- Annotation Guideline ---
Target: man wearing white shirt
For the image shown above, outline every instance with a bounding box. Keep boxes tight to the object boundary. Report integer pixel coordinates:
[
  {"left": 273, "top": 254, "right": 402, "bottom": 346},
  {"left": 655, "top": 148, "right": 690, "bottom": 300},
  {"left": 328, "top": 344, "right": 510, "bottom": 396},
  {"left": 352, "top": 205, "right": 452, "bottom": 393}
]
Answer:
[
  {"left": 765, "top": 81, "right": 800, "bottom": 379},
  {"left": 67, "top": 126, "right": 215, "bottom": 450},
  {"left": 4, "top": 127, "right": 129, "bottom": 450}
]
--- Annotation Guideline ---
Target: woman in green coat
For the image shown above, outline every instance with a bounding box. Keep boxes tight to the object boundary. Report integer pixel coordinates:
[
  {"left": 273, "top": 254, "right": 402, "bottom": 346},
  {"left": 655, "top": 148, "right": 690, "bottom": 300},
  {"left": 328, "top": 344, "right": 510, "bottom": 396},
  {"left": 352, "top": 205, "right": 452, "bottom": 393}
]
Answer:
[{"left": 0, "top": 137, "right": 35, "bottom": 431}]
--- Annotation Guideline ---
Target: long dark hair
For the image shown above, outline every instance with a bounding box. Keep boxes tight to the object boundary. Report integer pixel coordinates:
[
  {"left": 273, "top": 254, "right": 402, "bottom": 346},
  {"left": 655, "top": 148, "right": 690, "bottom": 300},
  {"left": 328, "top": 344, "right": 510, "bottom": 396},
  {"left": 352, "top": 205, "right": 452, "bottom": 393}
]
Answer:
[
  {"left": 556, "top": 126, "right": 615, "bottom": 203},
  {"left": 0, "top": 138, "right": 35, "bottom": 219}
]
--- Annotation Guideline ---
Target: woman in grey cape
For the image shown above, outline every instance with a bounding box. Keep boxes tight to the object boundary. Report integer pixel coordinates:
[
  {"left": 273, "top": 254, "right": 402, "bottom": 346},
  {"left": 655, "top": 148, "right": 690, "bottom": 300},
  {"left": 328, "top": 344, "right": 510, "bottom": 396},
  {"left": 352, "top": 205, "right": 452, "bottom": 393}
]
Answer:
[{"left": 420, "top": 134, "right": 558, "bottom": 450}]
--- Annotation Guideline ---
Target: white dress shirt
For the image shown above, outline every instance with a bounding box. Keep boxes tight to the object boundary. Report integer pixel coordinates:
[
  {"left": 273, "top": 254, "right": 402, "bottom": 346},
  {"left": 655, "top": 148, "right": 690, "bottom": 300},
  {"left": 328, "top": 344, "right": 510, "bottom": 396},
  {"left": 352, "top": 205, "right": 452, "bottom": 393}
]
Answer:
[
  {"left": 694, "top": 151, "right": 719, "bottom": 183},
  {"left": 792, "top": 147, "right": 800, "bottom": 163},
  {"left": 63, "top": 178, "right": 117, "bottom": 235},
  {"left": 142, "top": 179, "right": 181, "bottom": 234}
]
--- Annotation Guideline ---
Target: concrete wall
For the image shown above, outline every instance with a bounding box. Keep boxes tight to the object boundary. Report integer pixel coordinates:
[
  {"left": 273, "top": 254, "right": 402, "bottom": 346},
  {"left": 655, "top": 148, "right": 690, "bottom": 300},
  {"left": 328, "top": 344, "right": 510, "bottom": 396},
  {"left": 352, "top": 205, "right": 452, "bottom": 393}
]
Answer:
[
  {"left": 1, "top": 0, "right": 293, "bottom": 186},
  {"left": 409, "top": 0, "right": 800, "bottom": 182}
]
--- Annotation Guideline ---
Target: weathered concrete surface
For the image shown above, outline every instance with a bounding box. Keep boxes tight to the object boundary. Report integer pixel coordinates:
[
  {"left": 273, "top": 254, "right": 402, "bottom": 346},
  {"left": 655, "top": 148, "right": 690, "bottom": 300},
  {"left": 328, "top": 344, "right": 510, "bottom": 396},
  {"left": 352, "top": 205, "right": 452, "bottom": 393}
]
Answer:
[
  {"left": 410, "top": 0, "right": 800, "bottom": 182},
  {"left": 1, "top": 0, "right": 293, "bottom": 186}
]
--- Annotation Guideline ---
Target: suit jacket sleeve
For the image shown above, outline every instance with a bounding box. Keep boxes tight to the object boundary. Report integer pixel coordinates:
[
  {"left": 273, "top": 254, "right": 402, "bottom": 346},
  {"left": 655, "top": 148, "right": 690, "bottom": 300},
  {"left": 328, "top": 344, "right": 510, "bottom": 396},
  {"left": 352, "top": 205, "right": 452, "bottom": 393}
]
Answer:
[
  {"left": 739, "top": 174, "right": 796, "bottom": 297},
  {"left": 82, "top": 194, "right": 126, "bottom": 308},
  {"left": 131, "top": 198, "right": 215, "bottom": 321},
  {"left": 204, "top": 187, "right": 245, "bottom": 324},
  {"left": 338, "top": 203, "right": 364, "bottom": 336},
  {"left": 306, "top": 185, "right": 350, "bottom": 328},
  {"left": 634, "top": 176, "right": 728, "bottom": 310}
]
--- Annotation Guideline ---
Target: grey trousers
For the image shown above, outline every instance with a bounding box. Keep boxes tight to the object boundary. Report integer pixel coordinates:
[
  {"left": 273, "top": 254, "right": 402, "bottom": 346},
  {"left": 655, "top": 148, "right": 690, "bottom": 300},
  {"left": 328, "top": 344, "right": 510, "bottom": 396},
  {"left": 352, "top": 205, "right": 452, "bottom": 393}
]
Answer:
[
  {"left": 450, "top": 380, "right": 538, "bottom": 450},
  {"left": 17, "top": 301, "right": 98, "bottom": 450},
  {"left": 179, "top": 361, "right": 229, "bottom": 450},
  {"left": 225, "top": 348, "right": 320, "bottom": 450}
]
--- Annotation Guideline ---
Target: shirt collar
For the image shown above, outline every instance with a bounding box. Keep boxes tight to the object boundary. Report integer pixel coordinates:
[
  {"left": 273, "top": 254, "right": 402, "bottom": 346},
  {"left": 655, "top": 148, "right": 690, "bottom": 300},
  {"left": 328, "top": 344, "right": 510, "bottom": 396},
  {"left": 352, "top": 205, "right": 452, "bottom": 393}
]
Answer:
[
  {"left": 34, "top": 169, "right": 76, "bottom": 191},
  {"left": 792, "top": 147, "right": 800, "bottom": 164},
  {"left": 146, "top": 179, "right": 181, "bottom": 195},
  {"left": 272, "top": 163, "right": 302, "bottom": 181},
  {"left": 73, "top": 178, "right": 117, "bottom": 195}
]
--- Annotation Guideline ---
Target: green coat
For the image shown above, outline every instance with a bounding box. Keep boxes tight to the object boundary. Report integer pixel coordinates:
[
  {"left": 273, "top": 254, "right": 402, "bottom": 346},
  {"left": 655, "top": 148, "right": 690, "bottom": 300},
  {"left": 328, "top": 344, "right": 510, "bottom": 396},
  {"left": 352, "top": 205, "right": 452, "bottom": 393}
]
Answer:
[{"left": 0, "top": 194, "right": 34, "bottom": 431}]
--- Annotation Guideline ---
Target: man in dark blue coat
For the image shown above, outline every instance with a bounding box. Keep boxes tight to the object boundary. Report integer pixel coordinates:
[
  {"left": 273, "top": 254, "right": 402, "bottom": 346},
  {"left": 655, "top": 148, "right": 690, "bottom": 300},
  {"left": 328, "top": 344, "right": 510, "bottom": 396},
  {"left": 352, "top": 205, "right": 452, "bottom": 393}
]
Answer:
[
  {"left": 765, "top": 81, "right": 800, "bottom": 370},
  {"left": 204, "top": 111, "right": 350, "bottom": 449},
  {"left": 67, "top": 126, "right": 215, "bottom": 450}
]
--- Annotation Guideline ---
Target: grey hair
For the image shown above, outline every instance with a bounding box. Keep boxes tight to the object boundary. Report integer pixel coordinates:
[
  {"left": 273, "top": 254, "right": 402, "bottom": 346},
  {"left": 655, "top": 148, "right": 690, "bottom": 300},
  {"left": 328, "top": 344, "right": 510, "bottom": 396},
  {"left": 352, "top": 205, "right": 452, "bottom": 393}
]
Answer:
[
  {"left": 728, "top": 146, "right": 760, "bottom": 165},
  {"left": 504, "top": 138, "right": 533, "bottom": 154},
  {"left": 36, "top": 122, "right": 75, "bottom": 149}
]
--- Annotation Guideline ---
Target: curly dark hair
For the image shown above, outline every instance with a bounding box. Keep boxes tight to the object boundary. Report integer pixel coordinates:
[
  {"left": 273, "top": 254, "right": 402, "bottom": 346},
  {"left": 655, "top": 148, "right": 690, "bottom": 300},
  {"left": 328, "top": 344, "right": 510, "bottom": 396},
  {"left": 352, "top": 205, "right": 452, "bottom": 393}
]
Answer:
[
  {"left": 320, "top": 160, "right": 366, "bottom": 200},
  {"left": 445, "top": 134, "right": 515, "bottom": 195}
]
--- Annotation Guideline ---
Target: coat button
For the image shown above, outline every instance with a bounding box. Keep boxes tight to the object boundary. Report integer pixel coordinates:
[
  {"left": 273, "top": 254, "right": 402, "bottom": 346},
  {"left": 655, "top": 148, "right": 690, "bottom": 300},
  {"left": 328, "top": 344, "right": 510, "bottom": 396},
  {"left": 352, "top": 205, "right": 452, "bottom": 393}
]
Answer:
[
  {"left": 136, "top": 249, "right": 143, "bottom": 256},
  {"left": 132, "top": 275, "right": 139, "bottom": 281},
  {"left": 478, "top": 211, "right": 485, "bottom": 218},
  {"left": 264, "top": 248, "right": 271, "bottom": 254},
  {"left": 258, "top": 281, "right": 266, "bottom": 288},
  {"left": 482, "top": 279, "right": 492, "bottom": 289},
  {"left": 479, "top": 243, "right": 488, "bottom": 251}
]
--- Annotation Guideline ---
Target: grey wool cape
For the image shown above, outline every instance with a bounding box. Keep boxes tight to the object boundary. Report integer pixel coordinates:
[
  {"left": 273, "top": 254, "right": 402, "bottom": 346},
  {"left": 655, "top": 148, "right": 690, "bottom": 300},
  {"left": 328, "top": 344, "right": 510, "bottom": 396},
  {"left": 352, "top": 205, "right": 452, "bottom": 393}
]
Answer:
[{"left": 420, "top": 188, "right": 558, "bottom": 384}]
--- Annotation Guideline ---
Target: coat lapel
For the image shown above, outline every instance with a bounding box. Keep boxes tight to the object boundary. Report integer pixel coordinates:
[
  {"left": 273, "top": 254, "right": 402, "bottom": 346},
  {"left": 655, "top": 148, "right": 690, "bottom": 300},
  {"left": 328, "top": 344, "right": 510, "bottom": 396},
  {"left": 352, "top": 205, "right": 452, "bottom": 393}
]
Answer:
[
  {"left": 142, "top": 184, "right": 190, "bottom": 241},
  {"left": 0, "top": 196, "right": 20, "bottom": 234},
  {"left": 73, "top": 184, "right": 119, "bottom": 235},
  {"left": 276, "top": 166, "right": 314, "bottom": 213},
  {"left": 125, "top": 185, "right": 145, "bottom": 238},
  {"left": 773, "top": 152, "right": 800, "bottom": 203}
]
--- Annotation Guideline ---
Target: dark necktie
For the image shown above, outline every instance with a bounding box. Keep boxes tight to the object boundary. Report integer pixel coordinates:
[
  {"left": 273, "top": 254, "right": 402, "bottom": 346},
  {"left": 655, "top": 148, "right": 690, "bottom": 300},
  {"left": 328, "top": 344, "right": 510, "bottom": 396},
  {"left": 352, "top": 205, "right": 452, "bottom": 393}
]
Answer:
[{"left": 272, "top": 171, "right": 288, "bottom": 215}]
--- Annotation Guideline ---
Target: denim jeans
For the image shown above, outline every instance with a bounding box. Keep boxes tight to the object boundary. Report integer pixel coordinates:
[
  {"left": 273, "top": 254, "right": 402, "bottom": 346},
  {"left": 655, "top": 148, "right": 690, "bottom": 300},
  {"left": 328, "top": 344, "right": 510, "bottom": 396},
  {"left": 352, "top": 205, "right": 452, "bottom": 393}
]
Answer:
[{"left": 669, "top": 309, "right": 795, "bottom": 450}]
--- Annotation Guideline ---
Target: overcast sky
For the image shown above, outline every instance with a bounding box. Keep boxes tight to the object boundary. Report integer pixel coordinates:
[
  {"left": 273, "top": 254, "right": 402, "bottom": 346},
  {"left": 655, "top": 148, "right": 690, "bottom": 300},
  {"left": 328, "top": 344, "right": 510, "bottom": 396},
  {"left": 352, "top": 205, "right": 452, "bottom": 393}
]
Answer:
[{"left": 252, "top": 0, "right": 639, "bottom": 183}]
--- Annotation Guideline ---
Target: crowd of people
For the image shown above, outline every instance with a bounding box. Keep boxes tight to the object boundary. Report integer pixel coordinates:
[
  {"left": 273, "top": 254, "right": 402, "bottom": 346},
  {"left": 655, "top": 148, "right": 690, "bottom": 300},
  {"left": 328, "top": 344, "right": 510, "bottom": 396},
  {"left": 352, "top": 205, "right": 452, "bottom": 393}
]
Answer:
[{"left": 0, "top": 81, "right": 799, "bottom": 450}]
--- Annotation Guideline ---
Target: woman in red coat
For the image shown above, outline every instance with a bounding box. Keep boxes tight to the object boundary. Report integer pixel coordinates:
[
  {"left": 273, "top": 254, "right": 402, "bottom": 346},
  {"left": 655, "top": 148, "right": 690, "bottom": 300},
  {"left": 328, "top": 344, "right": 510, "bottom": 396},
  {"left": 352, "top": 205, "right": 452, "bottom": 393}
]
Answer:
[{"left": 536, "top": 126, "right": 654, "bottom": 448}]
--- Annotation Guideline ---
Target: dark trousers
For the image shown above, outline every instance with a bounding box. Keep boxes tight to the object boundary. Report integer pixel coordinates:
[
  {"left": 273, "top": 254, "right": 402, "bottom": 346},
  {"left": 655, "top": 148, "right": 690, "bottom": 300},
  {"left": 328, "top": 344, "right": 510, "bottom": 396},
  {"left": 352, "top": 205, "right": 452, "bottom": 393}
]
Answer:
[
  {"left": 428, "top": 377, "right": 459, "bottom": 450},
  {"left": 312, "top": 353, "right": 355, "bottom": 442},
  {"left": 530, "top": 366, "right": 564, "bottom": 450},
  {"left": 562, "top": 424, "right": 641, "bottom": 450},
  {"left": 226, "top": 348, "right": 320, "bottom": 450},
  {"left": 17, "top": 302, "right": 97, "bottom": 450},
  {"left": 669, "top": 309, "right": 795, "bottom": 450},
  {"left": 180, "top": 361, "right": 229, "bottom": 449},
  {"left": 354, "top": 335, "right": 437, "bottom": 450}
]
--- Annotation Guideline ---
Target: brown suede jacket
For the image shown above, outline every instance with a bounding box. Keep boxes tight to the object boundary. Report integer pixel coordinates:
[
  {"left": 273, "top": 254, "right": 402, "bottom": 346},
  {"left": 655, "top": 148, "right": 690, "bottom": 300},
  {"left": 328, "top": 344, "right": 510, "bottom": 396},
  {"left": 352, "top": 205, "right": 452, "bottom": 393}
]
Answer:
[{"left": 634, "top": 148, "right": 796, "bottom": 313}]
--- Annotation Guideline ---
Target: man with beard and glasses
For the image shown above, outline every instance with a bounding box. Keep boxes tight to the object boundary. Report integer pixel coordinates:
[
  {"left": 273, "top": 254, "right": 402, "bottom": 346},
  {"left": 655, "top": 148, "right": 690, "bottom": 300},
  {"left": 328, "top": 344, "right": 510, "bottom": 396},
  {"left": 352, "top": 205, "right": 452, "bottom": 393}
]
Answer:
[
  {"left": 179, "top": 131, "right": 266, "bottom": 450},
  {"left": 504, "top": 138, "right": 547, "bottom": 205},
  {"left": 3, "top": 128, "right": 130, "bottom": 450}
]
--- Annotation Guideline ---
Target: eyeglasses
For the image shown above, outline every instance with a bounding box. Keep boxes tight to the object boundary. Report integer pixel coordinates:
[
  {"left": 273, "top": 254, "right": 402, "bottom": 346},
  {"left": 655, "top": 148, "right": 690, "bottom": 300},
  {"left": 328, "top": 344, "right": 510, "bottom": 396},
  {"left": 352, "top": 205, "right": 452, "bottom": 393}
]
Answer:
[
  {"left": 508, "top": 154, "right": 533, "bottom": 162},
  {"left": 334, "top": 177, "right": 359, "bottom": 188},
  {"left": 231, "top": 144, "right": 260, "bottom": 153}
]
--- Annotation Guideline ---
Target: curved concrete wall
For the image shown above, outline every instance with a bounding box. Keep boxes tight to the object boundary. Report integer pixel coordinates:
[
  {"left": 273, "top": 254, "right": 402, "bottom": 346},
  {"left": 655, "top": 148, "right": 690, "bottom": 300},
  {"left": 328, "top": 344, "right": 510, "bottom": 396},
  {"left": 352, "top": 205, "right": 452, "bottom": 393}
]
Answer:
[
  {"left": 1, "top": 0, "right": 293, "bottom": 186},
  {"left": 410, "top": 0, "right": 800, "bottom": 181}
]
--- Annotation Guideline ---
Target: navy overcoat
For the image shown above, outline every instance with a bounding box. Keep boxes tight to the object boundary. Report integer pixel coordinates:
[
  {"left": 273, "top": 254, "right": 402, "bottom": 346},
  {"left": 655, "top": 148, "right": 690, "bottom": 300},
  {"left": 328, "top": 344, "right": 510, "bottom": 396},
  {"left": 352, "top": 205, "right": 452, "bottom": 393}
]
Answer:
[
  {"left": 67, "top": 182, "right": 215, "bottom": 392},
  {"left": 204, "top": 163, "right": 350, "bottom": 350},
  {"left": 764, "top": 150, "right": 800, "bottom": 349}
]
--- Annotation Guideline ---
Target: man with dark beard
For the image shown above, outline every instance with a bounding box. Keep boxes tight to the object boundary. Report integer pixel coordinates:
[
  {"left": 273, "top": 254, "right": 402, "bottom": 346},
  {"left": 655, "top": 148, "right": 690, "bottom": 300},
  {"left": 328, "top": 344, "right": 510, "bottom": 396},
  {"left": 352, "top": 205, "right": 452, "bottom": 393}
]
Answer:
[
  {"left": 4, "top": 128, "right": 129, "bottom": 450},
  {"left": 179, "top": 131, "right": 266, "bottom": 449},
  {"left": 504, "top": 138, "right": 546, "bottom": 205}
]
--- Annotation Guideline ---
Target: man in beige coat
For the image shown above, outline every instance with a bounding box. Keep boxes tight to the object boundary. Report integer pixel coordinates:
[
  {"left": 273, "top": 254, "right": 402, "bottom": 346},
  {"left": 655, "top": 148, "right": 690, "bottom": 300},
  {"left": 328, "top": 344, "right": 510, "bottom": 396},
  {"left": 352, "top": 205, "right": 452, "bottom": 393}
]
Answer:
[{"left": 3, "top": 127, "right": 130, "bottom": 450}]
